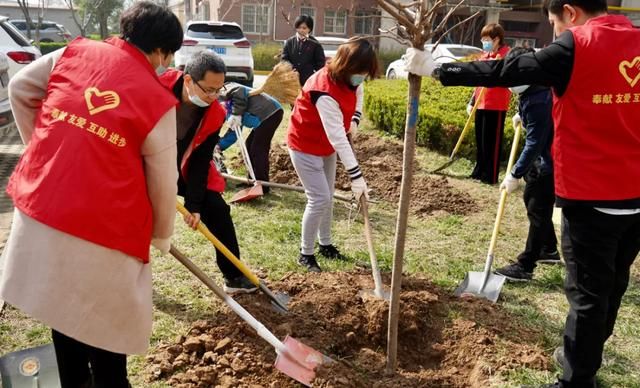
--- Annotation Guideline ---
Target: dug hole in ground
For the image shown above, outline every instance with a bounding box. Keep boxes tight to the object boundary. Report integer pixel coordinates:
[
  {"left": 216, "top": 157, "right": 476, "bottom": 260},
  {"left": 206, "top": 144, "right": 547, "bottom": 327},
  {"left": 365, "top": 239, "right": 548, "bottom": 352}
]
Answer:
[{"left": 144, "top": 133, "right": 550, "bottom": 387}]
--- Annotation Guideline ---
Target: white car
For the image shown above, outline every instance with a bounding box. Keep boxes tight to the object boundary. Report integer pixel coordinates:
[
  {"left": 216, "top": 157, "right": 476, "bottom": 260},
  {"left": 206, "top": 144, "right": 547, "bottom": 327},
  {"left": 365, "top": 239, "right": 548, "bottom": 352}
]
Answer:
[
  {"left": 0, "top": 51, "right": 11, "bottom": 125},
  {"left": 0, "top": 17, "right": 42, "bottom": 78},
  {"left": 176, "top": 21, "right": 254, "bottom": 87},
  {"left": 386, "top": 43, "right": 482, "bottom": 79},
  {"left": 314, "top": 36, "right": 348, "bottom": 62}
]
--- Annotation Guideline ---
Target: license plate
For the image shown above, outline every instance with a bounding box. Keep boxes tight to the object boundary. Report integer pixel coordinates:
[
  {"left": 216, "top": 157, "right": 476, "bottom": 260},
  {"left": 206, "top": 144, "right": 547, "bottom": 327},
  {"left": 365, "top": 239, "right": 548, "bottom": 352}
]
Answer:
[
  {"left": 0, "top": 72, "right": 8, "bottom": 87},
  {"left": 208, "top": 47, "right": 226, "bottom": 55}
]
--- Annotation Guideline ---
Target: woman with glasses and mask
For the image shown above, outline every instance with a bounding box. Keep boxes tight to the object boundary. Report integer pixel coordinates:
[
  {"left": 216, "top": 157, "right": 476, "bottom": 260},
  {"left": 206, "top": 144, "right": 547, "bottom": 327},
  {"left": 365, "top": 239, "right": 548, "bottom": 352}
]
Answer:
[
  {"left": 287, "top": 37, "right": 378, "bottom": 272},
  {"left": 159, "top": 50, "right": 259, "bottom": 294},
  {"left": 467, "top": 23, "right": 511, "bottom": 184},
  {"left": 0, "top": 2, "right": 182, "bottom": 386}
]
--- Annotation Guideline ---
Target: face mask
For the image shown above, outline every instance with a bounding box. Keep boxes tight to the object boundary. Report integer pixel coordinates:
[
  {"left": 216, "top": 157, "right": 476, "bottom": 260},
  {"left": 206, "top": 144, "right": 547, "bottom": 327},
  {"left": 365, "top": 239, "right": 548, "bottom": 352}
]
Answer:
[
  {"left": 296, "top": 31, "right": 309, "bottom": 40},
  {"left": 350, "top": 74, "right": 366, "bottom": 87},
  {"left": 187, "top": 81, "right": 210, "bottom": 107},
  {"left": 509, "top": 85, "right": 530, "bottom": 94},
  {"left": 482, "top": 40, "right": 493, "bottom": 52}
]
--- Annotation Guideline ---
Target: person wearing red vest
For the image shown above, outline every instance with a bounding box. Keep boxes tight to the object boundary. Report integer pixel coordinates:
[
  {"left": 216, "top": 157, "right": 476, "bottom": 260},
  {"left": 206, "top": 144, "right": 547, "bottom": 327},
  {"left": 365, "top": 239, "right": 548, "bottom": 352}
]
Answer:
[
  {"left": 467, "top": 23, "right": 511, "bottom": 184},
  {"left": 159, "top": 51, "right": 257, "bottom": 294},
  {"left": 288, "top": 38, "right": 378, "bottom": 272},
  {"left": 435, "top": 1, "right": 640, "bottom": 386},
  {"left": 0, "top": 2, "right": 183, "bottom": 387}
]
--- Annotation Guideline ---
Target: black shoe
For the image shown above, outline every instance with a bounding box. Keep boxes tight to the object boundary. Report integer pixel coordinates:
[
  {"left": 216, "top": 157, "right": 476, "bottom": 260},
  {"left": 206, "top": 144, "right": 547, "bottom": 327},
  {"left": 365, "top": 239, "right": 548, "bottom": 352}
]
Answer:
[
  {"left": 298, "top": 254, "right": 322, "bottom": 272},
  {"left": 553, "top": 346, "right": 565, "bottom": 370},
  {"left": 495, "top": 262, "right": 533, "bottom": 282},
  {"left": 223, "top": 276, "right": 258, "bottom": 295},
  {"left": 538, "top": 250, "right": 563, "bottom": 265},
  {"left": 318, "top": 244, "right": 347, "bottom": 260}
]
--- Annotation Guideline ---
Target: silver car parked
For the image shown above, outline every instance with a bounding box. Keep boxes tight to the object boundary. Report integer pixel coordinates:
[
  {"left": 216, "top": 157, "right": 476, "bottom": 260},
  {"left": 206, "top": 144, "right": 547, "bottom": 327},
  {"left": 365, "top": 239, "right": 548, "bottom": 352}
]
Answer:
[{"left": 9, "top": 20, "right": 72, "bottom": 43}]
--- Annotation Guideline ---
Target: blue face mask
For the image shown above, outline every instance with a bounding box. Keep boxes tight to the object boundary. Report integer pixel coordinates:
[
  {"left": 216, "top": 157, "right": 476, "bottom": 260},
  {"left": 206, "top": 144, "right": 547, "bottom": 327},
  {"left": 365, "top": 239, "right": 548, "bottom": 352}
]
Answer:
[
  {"left": 350, "top": 74, "right": 366, "bottom": 87},
  {"left": 156, "top": 64, "right": 167, "bottom": 76},
  {"left": 482, "top": 40, "right": 493, "bottom": 52}
]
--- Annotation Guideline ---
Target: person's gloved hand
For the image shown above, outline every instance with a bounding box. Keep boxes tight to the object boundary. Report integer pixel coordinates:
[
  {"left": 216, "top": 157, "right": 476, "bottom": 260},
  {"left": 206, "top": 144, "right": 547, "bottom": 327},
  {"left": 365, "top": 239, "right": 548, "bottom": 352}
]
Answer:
[
  {"left": 151, "top": 237, "right": 171, "bottom": 255},
  {"left": 403, "top": 47, "right": 435, "bottom": 77},
  {"left": 512, "top": 113, "right": 522, "bottom": 129},
  {"left": 500, "top": 173, "right": 520, "bottom": 194},
  {"left": 227, "top": 114, "right": 242, "bottom": 129},
  {"left": 351, "top": 177, "right": 369, "bottom": 200},
  {"left": 466, "top": 104, "right": 473, "bottom": 116},
  {"left": 348, "top": 121, "right": 358, "bottom": 137}
]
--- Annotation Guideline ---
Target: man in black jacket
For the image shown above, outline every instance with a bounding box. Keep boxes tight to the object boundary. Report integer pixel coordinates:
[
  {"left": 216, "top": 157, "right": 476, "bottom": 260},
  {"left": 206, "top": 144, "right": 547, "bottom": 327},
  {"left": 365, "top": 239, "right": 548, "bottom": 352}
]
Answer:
[
  {"left": 281, "top": 15, "right": 326, "bottom": 86},
  {"left": 160, "top": 51, "right": 257, "bottom": 294}
]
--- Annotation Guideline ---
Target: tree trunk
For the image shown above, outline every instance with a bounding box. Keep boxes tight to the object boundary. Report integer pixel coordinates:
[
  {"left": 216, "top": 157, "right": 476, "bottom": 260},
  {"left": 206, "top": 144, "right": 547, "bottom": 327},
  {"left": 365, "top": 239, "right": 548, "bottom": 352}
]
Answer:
[
  {"left": 99, "top": 14, "right": 109, "bottom": 39},
  {"left": 385, "top": 71, "right": 422, "bottom": 374}
]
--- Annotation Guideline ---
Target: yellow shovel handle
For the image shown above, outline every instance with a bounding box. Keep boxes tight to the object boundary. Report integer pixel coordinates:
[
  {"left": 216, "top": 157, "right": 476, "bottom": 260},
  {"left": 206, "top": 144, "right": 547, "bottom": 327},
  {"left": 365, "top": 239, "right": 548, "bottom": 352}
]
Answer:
[
  {"left": 176, "top": 202, "right": 260, "bottom": 286},
  {"left": 449, "top": 87, "right": 486, "bottom": 159}
]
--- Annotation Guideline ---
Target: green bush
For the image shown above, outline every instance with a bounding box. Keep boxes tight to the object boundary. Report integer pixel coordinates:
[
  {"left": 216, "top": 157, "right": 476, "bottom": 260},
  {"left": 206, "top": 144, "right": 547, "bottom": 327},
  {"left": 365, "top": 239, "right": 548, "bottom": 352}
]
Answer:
[
  {"left": 364, "top": 78, "right": 518, "bottom": 159},
  {"left": 377, "top": 48, "right": 405, "bottom": 75},
  {"left": 38, "top": 42, "right": 67, "bottom": 55},
  {"left": 252, "top": 43, "right": 282, "bottom": 71}
]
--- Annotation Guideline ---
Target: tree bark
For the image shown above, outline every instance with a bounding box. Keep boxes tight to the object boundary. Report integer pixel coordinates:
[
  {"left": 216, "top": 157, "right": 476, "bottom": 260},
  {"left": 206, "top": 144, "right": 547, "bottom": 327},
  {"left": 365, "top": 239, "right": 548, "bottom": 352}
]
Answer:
[{"left": 385, "top": 71, "right": 422, "bottom": 374}]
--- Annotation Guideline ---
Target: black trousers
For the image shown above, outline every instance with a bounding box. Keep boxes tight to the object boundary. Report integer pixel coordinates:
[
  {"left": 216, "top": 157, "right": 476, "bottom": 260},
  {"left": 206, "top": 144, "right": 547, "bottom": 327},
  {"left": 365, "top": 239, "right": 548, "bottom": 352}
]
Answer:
[
  {"left": 245, "top": 109, "right": 283, "bottom": 191},
  {"left": 472, "top": 109, "right": 506, "bottom": 184},
  {"left": 517, "top": 171, "right": 558, "bottom": 271},
  {"left": 198, "top": 190, "right": 243, "bottom": 280},
  {"left": 52, "top": 330, "right": 128, "bottom": 388},
  {"left": 559, "top": 207, "right": 640, "bottom": 387}
]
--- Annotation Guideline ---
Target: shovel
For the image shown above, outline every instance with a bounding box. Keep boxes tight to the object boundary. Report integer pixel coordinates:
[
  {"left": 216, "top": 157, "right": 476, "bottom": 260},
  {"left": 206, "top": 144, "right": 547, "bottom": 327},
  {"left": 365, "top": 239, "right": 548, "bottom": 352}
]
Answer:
[
  {"left": 431, "top": 88, "right": 486, "bottom": 174},
  {"left": 357, "top": 195, "right": 390, "bottom": 301},
  {"left": 454, "top": 120, "right": 523, "bottom": 303},
  {"left": 230, "top": 125, "right": 264, "bottom": 203},
  {"left": 169, "top": 245, "right": 330, "bottom": 387},
  {"left": 177, "top": 202, "right": 289, "bottom": 313}
]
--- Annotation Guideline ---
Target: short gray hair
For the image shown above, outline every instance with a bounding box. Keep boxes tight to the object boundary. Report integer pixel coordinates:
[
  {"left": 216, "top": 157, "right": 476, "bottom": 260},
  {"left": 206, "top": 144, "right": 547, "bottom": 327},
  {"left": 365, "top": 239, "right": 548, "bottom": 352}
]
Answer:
[{"left": 184, "top": 51, "right": 226, "bottom": 81}]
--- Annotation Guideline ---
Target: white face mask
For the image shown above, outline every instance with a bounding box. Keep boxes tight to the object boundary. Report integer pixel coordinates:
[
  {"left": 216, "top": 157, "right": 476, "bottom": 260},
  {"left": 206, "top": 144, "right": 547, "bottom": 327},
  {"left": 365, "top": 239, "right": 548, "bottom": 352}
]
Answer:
[
  {"left": 509, "top": 85, "right": 530, "bottom": 94},
  {"left": 187, "top": 81, "right": 210, "bottom": 107}
]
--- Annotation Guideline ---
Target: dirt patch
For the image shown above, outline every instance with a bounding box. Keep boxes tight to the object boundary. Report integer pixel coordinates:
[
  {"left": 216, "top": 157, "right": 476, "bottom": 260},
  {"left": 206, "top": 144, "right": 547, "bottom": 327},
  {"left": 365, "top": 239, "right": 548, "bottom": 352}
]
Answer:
[
  {"left": 145, "top": 272, "right": 549, "bottom": 387},
  {"left": 261, "top": 132, "right": 476, "bottom": 216}
]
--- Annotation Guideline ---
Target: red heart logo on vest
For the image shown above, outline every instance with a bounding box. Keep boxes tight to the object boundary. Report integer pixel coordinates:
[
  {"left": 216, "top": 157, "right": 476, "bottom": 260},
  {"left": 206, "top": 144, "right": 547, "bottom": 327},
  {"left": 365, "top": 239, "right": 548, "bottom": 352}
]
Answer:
[
  {"left": 84, "top": 87, "right": 121, "bottom": 115},
  {"left": 619, "top": 56, "right": 640, "bottom": 88}
]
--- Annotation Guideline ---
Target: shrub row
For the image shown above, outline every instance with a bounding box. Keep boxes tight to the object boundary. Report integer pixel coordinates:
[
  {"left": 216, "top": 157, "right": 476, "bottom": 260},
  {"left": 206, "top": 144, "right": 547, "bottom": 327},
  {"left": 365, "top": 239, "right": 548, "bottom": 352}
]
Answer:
[
  {"left": 252, "top": 43, "right": 282, "bottom": 71},
  {"left": 38, "top": 42, "right": 68, "bottom": 55},
  {"left": 364, "top": 78, "right": 518, "bottom": 159}
]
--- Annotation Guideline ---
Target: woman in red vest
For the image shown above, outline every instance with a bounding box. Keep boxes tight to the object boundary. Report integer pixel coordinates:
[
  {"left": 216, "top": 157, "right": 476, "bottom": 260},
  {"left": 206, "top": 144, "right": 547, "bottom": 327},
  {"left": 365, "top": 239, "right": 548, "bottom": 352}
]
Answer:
[
  {"left": 468, "top": 23, "right": 511, "bottom": 184},
  {"left": 288, "top": 38, "right": 378, "bottom": 272},
  {"left": 0, "top": 2, "right": 182, "bottom": 386}
]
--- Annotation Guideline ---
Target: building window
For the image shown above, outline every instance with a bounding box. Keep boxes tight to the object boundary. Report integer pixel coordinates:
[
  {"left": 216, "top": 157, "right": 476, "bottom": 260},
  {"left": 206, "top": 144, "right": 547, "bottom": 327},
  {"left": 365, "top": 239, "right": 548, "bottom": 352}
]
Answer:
[
  {"left": 242, "top": 4, "right": 270, "bottom": 34},
  {"left": 300, "top": 6, "right": 315, "bottom": 18},
  {"left": 324, "top": 9, "right": 347, "bottom": 34},
  {"left": 354, "top": 10, "right": 378, "bottom": 35}
]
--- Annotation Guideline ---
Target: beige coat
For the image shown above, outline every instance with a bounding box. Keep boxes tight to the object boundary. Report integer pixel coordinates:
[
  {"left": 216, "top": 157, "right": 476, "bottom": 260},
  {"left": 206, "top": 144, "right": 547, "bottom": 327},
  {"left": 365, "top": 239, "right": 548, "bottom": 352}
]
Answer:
[{"left": 0, "top": 48, "right": 177, "bottom": 355}]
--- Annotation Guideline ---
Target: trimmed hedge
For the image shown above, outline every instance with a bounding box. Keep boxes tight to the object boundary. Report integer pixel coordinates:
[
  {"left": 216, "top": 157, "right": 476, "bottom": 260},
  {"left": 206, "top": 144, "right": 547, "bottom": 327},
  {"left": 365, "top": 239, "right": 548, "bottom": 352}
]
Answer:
[
  {"left": 38, "top": 42, "right": 67, "bottom": 54},
  {"left": 364, "top": 78, "right": 518, "bottom": 159},
  {"left": 252, "top": 43, "right": 282, "bottom": 71}
]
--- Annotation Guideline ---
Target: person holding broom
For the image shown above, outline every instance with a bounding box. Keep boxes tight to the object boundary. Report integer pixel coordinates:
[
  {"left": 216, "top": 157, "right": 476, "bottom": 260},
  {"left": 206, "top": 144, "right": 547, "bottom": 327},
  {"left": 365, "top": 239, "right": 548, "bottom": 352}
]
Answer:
[
  {"left": 434, "top": 0, "right": 640, "bottom": 386},
  {"left": 159, "top": 50, "right": 258, "bottom": 294},
  {"left": 288, "top": 37, "right": 378, "bottom": 272},
  {"left": 0, "top": 2, "right": 182, "bottom": 386}
]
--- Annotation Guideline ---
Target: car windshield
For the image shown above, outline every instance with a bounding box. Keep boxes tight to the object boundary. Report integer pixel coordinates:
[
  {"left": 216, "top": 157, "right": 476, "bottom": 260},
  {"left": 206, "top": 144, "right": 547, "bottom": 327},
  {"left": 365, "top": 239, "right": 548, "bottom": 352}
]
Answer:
[
  {"left": 447, "top": 47, "right": 482, "bottom": 57},
  {"left": 187, "top": 24, "right": 244, "bottom": 40}
]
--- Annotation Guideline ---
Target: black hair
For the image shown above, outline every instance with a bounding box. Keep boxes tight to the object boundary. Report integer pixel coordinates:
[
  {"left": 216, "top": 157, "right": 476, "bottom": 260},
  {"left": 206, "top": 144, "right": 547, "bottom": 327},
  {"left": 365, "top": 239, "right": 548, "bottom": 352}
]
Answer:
[
  {"left": 120, "top": 1, "right": 183, "bottom": 55},
  {"left": 294, "top": 15, "right": 314, "bottom": 31},
  {"left": 184, "top": 50, "right": 226, "bottom": 81},
  {"left": 543, "top": 0, "right": 608, "bottom": 16},
  {"left": 504, "top": 46, "right": 535, "bottom": 62}
]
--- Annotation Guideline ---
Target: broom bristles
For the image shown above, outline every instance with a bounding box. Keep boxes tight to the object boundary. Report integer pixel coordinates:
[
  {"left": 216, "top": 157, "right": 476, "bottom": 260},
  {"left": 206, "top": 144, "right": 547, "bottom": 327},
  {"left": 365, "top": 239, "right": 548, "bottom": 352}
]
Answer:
[{"left": 249, "top": 62, "right": 301, "bottom": 105}]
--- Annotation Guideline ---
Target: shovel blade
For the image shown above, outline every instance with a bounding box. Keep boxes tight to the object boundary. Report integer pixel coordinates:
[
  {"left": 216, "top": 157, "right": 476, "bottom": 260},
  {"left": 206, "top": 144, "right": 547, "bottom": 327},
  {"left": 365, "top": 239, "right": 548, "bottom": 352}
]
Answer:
[
  {"left": 454, "top": 271, "right": 506, "bottom": 303},
  {"left": 358, "top": 288, "right": 391, "bottom": 301},
  {"left": 230, "top": 184, "right": 263, "bottom": 203},
  {"left": 274, "top": 336, "right": 331, "bottom": 387}
]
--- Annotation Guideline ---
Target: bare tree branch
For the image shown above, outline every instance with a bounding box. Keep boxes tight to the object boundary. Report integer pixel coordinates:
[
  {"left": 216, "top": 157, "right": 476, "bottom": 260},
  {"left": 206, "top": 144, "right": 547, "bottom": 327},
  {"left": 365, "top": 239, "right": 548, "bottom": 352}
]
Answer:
[
  {"left": 432, "top": 11, "right": 480, "bottom": 49},
  {"left": 376, "top": 0, "right": 417, "bottom": 35},
  {"left": 432, "top": 0, "right": 466, "bottom": 35}
]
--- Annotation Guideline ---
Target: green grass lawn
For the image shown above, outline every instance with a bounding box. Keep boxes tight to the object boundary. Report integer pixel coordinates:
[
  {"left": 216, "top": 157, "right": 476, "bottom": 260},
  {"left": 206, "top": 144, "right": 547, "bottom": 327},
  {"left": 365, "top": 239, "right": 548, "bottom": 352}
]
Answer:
[{"left": 1, "top": 109, "right": 638, "bottom": 388}]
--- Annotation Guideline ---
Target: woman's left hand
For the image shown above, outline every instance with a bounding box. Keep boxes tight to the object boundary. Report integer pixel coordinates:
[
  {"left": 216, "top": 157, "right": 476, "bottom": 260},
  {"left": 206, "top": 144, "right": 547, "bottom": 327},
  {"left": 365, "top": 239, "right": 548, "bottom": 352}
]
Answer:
[{"left": 183, "top": 212, "right": 201, "bottom": 230}]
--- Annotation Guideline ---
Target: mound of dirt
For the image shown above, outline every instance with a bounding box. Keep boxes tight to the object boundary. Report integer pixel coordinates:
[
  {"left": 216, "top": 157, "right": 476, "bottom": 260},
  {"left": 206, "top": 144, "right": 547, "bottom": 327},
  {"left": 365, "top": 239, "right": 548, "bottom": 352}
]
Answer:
[
  {"left": 262, "top": 132, "right": 476, "bottom": 216},
  {"left": 145, "top": 272, "right": 549, "bottom": 387}
]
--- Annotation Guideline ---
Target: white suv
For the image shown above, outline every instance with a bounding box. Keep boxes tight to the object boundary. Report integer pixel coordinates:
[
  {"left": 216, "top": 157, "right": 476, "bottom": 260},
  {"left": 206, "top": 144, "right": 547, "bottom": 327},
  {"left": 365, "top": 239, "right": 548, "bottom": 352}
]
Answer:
[
  {"left": 175, "top": 21, "right": 254, "bottom": 87},
  {"left": 0, "top": 17, "right": 42, "bottom": 78}
]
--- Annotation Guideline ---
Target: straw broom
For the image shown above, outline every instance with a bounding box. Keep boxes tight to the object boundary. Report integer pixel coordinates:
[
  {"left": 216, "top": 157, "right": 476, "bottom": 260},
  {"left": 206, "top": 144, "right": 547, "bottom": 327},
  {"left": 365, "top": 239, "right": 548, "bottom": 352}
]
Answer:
[{"left": 249, "top": 61, "right": 300, "bottom": 105}]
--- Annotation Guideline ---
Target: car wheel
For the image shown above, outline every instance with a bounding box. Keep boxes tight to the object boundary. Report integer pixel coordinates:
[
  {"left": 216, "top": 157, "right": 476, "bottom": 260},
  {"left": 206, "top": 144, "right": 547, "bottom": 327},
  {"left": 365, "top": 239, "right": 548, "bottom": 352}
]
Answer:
[{"left": 387, "top": 69, "right": 397, "bottom": 79}]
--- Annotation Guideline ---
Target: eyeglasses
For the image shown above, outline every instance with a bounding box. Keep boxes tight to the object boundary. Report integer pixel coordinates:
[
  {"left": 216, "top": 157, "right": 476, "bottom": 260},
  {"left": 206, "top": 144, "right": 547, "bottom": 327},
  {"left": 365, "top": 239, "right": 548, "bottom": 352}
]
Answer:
[{"left": 195, "top": 81, "right": 226, "bottom": 97}]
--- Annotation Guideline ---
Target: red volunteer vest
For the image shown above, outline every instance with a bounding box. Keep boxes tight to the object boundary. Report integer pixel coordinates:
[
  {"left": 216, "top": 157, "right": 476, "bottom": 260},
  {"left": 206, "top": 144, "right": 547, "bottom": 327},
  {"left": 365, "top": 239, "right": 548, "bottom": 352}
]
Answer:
[
  {"left": 159, "top": 70, "right": 227, "bottom": 192},
  {"left": 7, "top": 37, "right": 177, "bottom": 262},
  {"left": 474, "top": 45, "right": 511, "bottom": 110},
  {"left": 288, "top": 67, "right": 357, "bottom": 156},
  {"left": 553, "top": 15, "right": 640, "bottom": 201}
]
